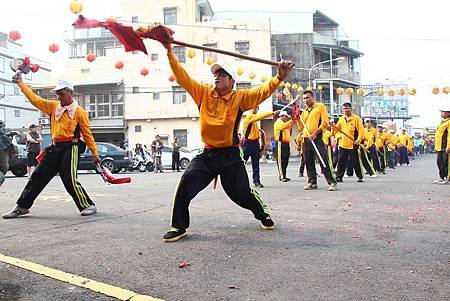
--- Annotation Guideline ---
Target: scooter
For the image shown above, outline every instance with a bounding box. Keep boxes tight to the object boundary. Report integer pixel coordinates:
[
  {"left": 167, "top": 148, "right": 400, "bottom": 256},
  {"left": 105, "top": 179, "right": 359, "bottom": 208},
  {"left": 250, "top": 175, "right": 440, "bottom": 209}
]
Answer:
[{"left": 130, "top": 150, "right": 154, "bottom": 172}]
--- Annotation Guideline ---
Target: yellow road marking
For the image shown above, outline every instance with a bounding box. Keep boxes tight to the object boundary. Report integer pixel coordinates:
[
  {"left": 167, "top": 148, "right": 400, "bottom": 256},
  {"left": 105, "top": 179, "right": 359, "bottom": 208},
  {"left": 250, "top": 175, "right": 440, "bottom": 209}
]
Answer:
[{"left": 0, "top": 254, "right": 163, "bottom": 301}]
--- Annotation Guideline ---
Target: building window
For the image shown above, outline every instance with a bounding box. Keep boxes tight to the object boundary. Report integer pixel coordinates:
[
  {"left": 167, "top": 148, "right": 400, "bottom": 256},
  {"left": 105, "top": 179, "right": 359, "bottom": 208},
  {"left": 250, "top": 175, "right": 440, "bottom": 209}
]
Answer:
[
  {"left": 14, "top": 86, "right": 20, "bottom": 95},
  {"left": 0, "top": 57, "right": 4, "bottom": 73},
  {"left": 87, "top": 95, "right": 96, "bottom": 116},
  {"left": 173, "top": 46, "right": 185, "bottom": 63},
  {"left": 132, "top": 87, "right": 139, "bottom": 94},
  {"left": 131, "top": 16, "right": 139, "bottom": 23},
  {"left": 164, "top": 7, "right": 177, "bottom": 25},
  {"left": 172, "top": 86, "right": 186, "bottom": 104},
  {"left": 0, "top": 83, "right": 4, "bottom": 96},
  {"left": 97, "top": 94, "right": 110, "bottom": 117},
  {"left": 111, "top": 94, "right": 124, "bottom": 117},
  {"left": 235, "top": 41, "right": 249, "bottom": 56},
  {"left": 153, "top": 92, "right": 160, "bottom": 100},
  {"left": 14, "top": 110, "right": 20, "bottom": 117},
  {"left": 173, "top": 129, "right": 187, "bottom": 147},
  {"left": 203, "top": 43, "right": 217, "bottom": 63},
  {"left": 81, "top": 68, "right": 90, "bottom": 73},
  {"left": 151, "top": 53, "right": 158, "bottom": 61},
  {"left": 135, "top": 125, "right": 142, "bottom": 132}
]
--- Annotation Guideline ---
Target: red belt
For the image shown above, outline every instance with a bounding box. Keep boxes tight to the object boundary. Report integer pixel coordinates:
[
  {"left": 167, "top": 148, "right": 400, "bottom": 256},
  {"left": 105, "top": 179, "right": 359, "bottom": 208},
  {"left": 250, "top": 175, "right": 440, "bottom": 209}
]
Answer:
[
  {"left": 204, "top": 143, "right": 240, "bottom": 149},
  {"left": 53, "top": 137, "right": 79, "bottom": 144}
]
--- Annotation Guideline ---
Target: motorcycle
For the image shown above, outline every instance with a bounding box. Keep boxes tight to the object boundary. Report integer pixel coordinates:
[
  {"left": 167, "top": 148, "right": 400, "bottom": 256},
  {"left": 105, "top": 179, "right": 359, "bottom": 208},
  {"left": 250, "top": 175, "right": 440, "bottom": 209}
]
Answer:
[{"left": 130, "top": 149, "right": 154, "bottom": 172}]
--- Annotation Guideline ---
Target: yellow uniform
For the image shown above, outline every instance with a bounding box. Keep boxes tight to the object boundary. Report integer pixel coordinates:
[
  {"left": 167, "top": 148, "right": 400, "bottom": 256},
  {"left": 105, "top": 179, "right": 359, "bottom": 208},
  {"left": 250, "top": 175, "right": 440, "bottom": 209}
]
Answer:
[
  {"left": 274, "top": 119, "right": 293, "bottom": 143},
  {"left": 296, "top": 103, "right": 329, "bottom": 138},
  {"left": 242, "top": 112, "right": 272, "bottom": 140},
  {"left": 435, "top": 118, "right": 450, "bottom": 151},
  {"left": 398, "top": 133, "right": 410, "bottom": 147},
  {"left": 333, "top": 114, "right": 365, "bottom": 150},
  {"left": 364, "top": 127, "right": 377, "bottom": 148}
]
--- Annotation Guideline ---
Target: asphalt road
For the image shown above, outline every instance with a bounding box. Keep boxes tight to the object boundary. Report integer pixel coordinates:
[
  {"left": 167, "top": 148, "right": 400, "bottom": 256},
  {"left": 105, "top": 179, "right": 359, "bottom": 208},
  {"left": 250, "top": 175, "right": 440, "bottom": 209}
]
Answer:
[{"left": 0, "top": 154, "right": 449, "bottom": 301}]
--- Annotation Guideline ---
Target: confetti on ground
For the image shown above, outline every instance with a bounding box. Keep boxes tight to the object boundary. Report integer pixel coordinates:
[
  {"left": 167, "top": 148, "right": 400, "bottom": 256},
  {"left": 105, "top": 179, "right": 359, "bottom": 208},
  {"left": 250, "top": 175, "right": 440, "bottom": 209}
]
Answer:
[{"left": 178, "top": 262, "right": 191, "bottom": 268}]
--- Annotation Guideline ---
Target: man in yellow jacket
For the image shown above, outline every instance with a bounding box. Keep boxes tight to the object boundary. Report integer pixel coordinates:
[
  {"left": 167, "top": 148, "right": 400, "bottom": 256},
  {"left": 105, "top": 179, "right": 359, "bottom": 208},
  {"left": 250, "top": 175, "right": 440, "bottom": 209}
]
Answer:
[
  {"left": 242, "top": 106, "right": 279, "bottom": 188},
  {"left": 297, "top": 90, "right": 337, "bottom": 191},
  {"left": 375, "top": 125, "right": 388, "bottom": 174},
  {"left": 398, "top": 128, "right": 411, "bottom": 166},
  {"left": 332, "top": 102, "right": 365, "bottom": 182},
  {"left": 161, "top": 41, "right": 294, "bottom": 242},
  {"left": 364, "top": 119, "right": 380, "bottom": 173},
  {"left": 434, "top": 108, "right": 450, "bottom": 184},
  {"left": 3, "top": 77, "right": 100, "bottom": 219},
  {"left": 274, "top": 111, "right": 293, "bottom": 182}
]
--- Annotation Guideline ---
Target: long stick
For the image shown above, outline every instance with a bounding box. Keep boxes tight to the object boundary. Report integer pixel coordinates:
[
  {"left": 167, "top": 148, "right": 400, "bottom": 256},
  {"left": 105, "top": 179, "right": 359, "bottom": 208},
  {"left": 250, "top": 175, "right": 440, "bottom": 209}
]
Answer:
[
  {"left": 280, "top": 99, "right": 297, "bottom": 111},
  {"left": 329, "top": 123, "right": 370, "bottom": 154},
  {"left": 298, "top": 114, "right": 327, "bottom": 168},
  {"left": 173, "top": 40, "right": 281, "bottom": 67}
]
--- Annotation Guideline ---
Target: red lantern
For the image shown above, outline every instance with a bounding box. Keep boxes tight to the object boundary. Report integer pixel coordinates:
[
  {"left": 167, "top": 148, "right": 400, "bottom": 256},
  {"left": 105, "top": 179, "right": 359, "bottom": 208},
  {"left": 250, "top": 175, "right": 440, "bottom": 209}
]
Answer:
[
  {"left": 115, "top": 60, "right": 124, "bottom": 69},
  {"left": 168, "top": 74, "right": 176, "bottom": 82},
  {"left": 9, "top": 30, "right": 21, "bottom": 41},
  {"left": 86, "top": 53, "right": 96, "bottom": 62},
  {"left": 30, "top": 64, "right": 40, "bottom": 73},
  {"left": 48, "top": 43, "right": 59, "bottom": 53},
  {"left": 140, "top": 67, "right": 149, "bottom": 76}
]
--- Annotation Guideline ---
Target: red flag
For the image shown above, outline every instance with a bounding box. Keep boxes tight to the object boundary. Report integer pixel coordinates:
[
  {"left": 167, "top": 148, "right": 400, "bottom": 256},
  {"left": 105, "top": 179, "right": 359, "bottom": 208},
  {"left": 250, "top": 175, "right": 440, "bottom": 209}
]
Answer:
[{"left": 73, "top": 15, "right": 148, "bottom": 54}]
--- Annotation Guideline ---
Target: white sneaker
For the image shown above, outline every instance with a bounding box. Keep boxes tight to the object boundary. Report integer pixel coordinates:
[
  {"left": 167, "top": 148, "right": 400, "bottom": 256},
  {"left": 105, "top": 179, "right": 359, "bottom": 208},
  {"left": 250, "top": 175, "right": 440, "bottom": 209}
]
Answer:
[
  {"left": 80, "top": 205, "right": 97, "bottom": 216},
  {"left": 370, "top": 174, "right": 377, "bottom": 178},
  {"left": 433, "top": 179, "right": 444, "bottom": 184},
  {"left": 437, "top": 179, "right": 448, "bottom": 185}
]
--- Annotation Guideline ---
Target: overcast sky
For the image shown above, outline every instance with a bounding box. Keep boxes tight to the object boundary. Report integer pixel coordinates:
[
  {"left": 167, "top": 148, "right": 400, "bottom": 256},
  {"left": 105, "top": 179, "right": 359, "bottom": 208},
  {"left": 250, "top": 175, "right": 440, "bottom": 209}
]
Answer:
[{"left": 2, "top": 0, "right": 449, "bottom": 127}]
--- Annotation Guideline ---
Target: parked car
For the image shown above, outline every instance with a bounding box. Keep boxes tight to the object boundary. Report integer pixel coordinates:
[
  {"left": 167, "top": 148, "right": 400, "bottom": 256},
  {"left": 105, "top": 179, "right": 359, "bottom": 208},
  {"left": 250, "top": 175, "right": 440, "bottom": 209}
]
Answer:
[
  {"left": 160, "top": 146, "right": 195, "bottom": 169},
  {"left": 6, "top": 132, "right": 27, "bottom": 177},
  {"left": 78, "top": 142, "right": 132, "bottom": 173}
]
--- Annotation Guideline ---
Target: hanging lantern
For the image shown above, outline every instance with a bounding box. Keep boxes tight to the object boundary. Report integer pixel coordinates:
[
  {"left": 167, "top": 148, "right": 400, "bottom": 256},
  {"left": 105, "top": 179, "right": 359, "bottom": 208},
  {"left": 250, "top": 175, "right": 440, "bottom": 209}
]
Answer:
[
  {"left": 346, "top": 88, "right": 354, "bottom": 96},
  {"left": 48, "top": 43, "right": 59, "bottom": 53},
  {"left": 357, "top": 87, "right": 365, "bottom": 96},
  {"left": 236, "top": 67, "right": 244, "bottom": 76},
  {"left": 388, "top": 88, "right": 395, "bottom": 97},
  {"left": 30, "top": 64, "right": 40, "bottom": 73},
  {"left": 186, "top": 49, "right": 196, "bottom": 59},
  {"left": 317, "top": 85, "right": 323, "bottom": 91},
  {"left": 443, "top": 86, "right": 450, "bottom": 94},
  {"left": 408, "top": 88, "right": 416, "bottom": 96},
  {"left": 336, "top": 87, "right": 344, "bottom": 95},
  {"left": 398, "top": 88, "right": 406, "bottom": 96},
  {"left": 260, "top": 75, "right": 268, "bottom": 83},
  {"left": 376, "top": 88, "right": 384, "bottom": 96},
  {"left": 280, "top": 81, "right": 285, "bottom": 87},
  {"left": 432, "top": 87, "right": 440, "bottom": 95},
  {"left": 8, "top": 30, "right": 21, "bottom": 41},
  {"left": 306, "top": 85, "right": 313, "bottom": 91},
  {"left": 204, "top": 56, "right": 215, "bottom": 65},
  {"left": 284, "top": 82, "right": 291, "bottom": 89},
  {"left": 276, "top": 93, "right": 283, "bottom": 100},
  {"left": 115, "top": 60, "right": 124, "bottom": 69},
  {"left": 70, "top": 0, "right": 83, "bottom": 14},
  {"left": 140, "top": 67, "right": 149, "bottom": 76},
  {"left": 248, "top": 72, "right": 256, "bottom": 80},
  {"left": 86, "top": 53, "right": 96, "bottom": 62},
  {"left": 297, "top": 86, "right": 304, "bottom": 93},
  {"left": 291, "top": 83, "right": 298, "bottom": 90},
  {"left": 168, "top": 74, "right": 176, "bottom": 82}
]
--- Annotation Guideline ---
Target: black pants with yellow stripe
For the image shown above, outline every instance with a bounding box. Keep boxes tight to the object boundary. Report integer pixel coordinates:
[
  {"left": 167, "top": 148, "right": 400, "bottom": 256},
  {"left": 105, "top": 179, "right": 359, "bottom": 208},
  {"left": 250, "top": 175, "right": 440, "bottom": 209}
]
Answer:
[
  {"left": 336, "top": 147, "right": 363, "bottom": 180},
  {"left": 276, "top": 142, "right": 290, "bottom": 180},
  {"left": 360, "top": 147, "right": 375, "bottom": 176},
  {"left": 304, "top": 138, "right": 336, "bottom": 185},
  {"left": 169, "top": 147, "right": 270, "bottom": 230},
  {"left": 436, "top": 151, "right": 449, "bottom": 179},
  {"left": 16, "top": 141, "right": 94, "bottom": 211}
]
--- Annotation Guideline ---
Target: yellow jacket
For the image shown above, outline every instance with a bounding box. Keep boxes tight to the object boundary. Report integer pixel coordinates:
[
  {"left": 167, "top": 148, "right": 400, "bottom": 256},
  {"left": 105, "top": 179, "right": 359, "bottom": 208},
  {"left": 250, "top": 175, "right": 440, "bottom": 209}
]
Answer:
[
  {"left": 386, "top": 133, "right": 398, "bottom": 149},
  {"left": 322, "top": 128, "right": 333, "bottom": 147},
  {"left": 18, "top": 81, "right": 98, "bottom": 156},
  {"left": 274, "top": 119, "right": 293, "bottom": 143},
  {"left": 296, "top": 103, "right": 329, "bottom": 138},
  {"left": 333, "top": 114, "right": 365, "bottom": 150},
  {"left": 242, "top": 112, "right": 272, "bottom": 140},
  {"left": 168, "top": 48, "right": 281, "bottom": 147},
  {"left": 375, "top": 131, "right": 389, "bottom": 148},
  {"left": 364, "top": 127, "right": 377, "bottom": 148},
  {"left": 435, "top": 118, "right": 450, "bottom": 151},
  {"left": 398, "top": 133, "right": 410, "bottom": 147}
]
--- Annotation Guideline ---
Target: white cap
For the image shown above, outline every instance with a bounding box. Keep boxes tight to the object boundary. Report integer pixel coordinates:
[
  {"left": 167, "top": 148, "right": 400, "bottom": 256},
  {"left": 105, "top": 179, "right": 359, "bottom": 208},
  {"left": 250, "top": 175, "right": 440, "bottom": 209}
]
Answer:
[
  {"left": 51, "top": 80, "right": 74, "bottom": 92},
  {"left": 210, "top": 63, "right": 235, "bottom": 81},
  {"left": 439, "top": 107, "right": 450, "bottom": 112},
  {"left": 364, "top": 118, "right": 371, "bottom": 123},
  {"left": 279, "top": 110, "right": 290, "bottom": 118}
]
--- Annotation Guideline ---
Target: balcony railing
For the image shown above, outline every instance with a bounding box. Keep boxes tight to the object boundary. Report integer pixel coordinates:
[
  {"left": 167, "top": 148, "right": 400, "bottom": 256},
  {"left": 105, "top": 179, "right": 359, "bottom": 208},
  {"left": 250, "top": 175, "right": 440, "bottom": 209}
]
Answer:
[{"left": 312, "top": 66, "right": 360, "bottom": 83}]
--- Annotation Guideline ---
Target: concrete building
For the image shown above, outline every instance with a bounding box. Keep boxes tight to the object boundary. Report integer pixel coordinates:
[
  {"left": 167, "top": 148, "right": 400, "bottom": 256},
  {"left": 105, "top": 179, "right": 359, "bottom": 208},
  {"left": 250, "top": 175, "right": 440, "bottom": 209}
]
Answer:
[{"left": 0, "top": 32, "right": 51, "bottom": 131}]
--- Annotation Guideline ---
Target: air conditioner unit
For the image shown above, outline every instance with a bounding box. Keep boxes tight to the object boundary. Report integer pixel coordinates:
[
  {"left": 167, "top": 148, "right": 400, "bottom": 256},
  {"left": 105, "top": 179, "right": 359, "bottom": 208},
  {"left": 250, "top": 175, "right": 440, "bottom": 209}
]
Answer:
[
  {"left": 88, "top": 111, "right": 96, "bottom": 118},
  {"left": 39, "top": 118, "right": 50, "bottom": 125}
]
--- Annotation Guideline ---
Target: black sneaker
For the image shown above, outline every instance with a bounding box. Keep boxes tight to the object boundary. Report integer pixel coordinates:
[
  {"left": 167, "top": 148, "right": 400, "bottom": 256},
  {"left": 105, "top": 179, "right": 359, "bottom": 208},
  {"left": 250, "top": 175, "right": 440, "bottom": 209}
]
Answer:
[
  {"left": 261, "top": 215, "right": 275, "bottom": 230},
  {"left": 357, "top": 178, "right": 363, "bottom": 183},
  {"left": 255, "top": 182, "right": 264, "bottom": 188},
  {"left": 163, "top": 228, "right": 187, "bottom": 242},
  {"left": 299, "top": 173, "right": 304, "bottom": 177}
]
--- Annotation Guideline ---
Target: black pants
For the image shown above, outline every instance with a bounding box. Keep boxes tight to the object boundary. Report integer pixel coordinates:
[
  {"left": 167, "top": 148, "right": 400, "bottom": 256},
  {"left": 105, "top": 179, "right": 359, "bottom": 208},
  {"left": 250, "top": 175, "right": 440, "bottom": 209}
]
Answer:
[
  {"left": 336, "top": 147, "right": 363, "bottom": 180},
  {"left": 436, "top": 151, "right": 449, "bottom": 179},
  {"left": 368, "top": 146, "right": 381, "bottom": 172},
  {"left": 387, "top": 150, "right": 396, "bottom": 169},
  {"left": 304, "top": 138, "right": 336, "bottom": 185},
  {"left": 169, "top": 147, "right": 270, "bottom": 230},
  {"left": 276, "top": 142, "right": 290, "bottom": 180},
  {"left": 172, "top": 151, "right": 180, "bottom": 171},
  {"left": 243, "top": 140, "right": 261, "bottom": 184},
  {"left": 377, "top": 147, "right": 386, "bottom": 172},
  {"left": 360, "top": 147, "right": 375, "bottom": 176},
  {"left": 399, "top": 146, "right": 409, "bottom": 165},
  {"left": 17, "top": 142, "right": 94, "bottom": 211},
  {"left": 298, "top": 152, "right": 305, "bottom": 175}
]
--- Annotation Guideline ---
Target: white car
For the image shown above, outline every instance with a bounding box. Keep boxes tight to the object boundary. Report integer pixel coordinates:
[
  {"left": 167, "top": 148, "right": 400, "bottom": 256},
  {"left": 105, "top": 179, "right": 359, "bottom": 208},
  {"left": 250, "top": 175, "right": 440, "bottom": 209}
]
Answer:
[{"left": 160, "top": 146, "right": 195, "bottom": 169}]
